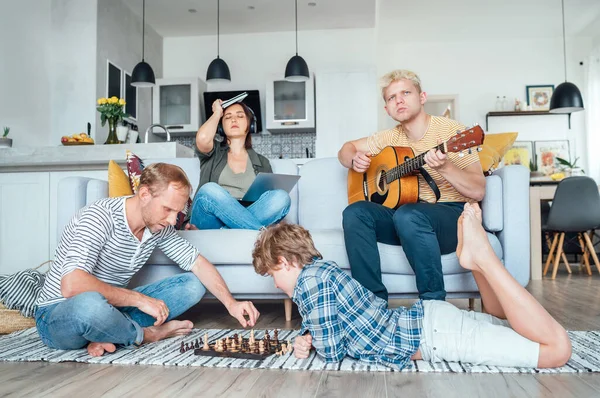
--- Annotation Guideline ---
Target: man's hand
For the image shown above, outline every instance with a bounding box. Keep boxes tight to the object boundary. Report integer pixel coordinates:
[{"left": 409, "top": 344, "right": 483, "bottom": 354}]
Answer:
[
  {"left": 424, "top": 142, "right": 448, "bottom": 171},
  {"left": 352, "top": 152, "right": 371, "bottom": 173},
  {"left": 294, "top": 333, "right": 313, "bottom": 359},
  {"left": 136, "top": 294, "right": 170, "bottom": 326},
  {"left": 228, "top": 300, "right": 260, "bottom": 328},
  {"left": 184, "top": 223, "right": 199, "bottom": 230}
]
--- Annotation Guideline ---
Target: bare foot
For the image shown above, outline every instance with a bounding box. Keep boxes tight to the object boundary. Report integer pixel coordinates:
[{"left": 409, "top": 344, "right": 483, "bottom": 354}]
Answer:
[
  {"left": 87, "top": 342, "right": 116, "bottom": 357},
  {"left": 457, "top": 203, "right": 495, "bottom": 271},
  {"left": 143, "top": 320, "right": 194, "bottom": 343},
  {"left": 456, "top": 214, "right": 464, "bottom": 259}
]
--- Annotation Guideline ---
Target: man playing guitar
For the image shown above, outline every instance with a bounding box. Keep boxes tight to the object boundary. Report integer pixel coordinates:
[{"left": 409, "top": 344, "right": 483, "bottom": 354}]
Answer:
[{"left": 338, "top": 69, "right": 486, "bottom": 302}]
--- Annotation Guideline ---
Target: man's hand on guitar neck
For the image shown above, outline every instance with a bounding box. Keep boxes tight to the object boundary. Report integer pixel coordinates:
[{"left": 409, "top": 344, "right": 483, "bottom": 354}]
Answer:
[
  {"left": 424, "top": 139, "right": 448, "bottom": 171},
  {"left": 351, "top": 152, "right": 371, "bottom": 173}
]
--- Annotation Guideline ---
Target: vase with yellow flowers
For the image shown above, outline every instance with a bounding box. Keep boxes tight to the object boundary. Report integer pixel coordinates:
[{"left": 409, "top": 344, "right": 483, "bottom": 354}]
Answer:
[{"left": 97, "top": 96, "right": 127, "bottom": 144}]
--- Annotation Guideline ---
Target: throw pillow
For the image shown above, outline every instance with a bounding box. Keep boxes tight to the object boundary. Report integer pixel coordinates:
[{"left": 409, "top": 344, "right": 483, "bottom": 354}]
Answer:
[
  {"left": 107, "top": 160, "right": 133, "bottom": 197},
  {"left": 478, "top": 132, "right": 518, "bottom": 175},
  {"left": 125, "top": 150, "right": 192, "bottom": 230}
]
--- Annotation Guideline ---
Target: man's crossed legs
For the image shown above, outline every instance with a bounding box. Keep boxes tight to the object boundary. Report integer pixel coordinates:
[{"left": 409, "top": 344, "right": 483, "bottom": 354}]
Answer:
[{"left": 35, "top": 273, "right": 204, "bottom": 356}]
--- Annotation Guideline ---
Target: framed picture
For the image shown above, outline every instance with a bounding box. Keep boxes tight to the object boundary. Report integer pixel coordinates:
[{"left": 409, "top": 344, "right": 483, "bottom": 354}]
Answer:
[
  {"left": 124, "top": 71, "right": 138, "bottom": 121},
  {"left": 534, "top": 140, "right": 570, "bottom": 176},
  {"left": 526, "top": 85, "right": 554, "bottom": 111},
  {"left": 503, "top": 141, "right": 534, "bottom": 170},
  {"left": 107, "top": 60, "right": 122, "bottom": 99}
]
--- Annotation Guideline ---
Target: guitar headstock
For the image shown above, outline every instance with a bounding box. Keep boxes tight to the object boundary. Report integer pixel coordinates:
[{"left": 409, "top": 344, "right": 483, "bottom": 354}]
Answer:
[{"left": 444, "top": 125, "right": 485, "bottom": 156}]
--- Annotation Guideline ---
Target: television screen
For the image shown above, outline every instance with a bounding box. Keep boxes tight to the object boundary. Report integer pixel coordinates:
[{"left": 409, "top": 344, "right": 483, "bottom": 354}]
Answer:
[{"left": 203, "top": 90, "right": 262, "bottom": 133}]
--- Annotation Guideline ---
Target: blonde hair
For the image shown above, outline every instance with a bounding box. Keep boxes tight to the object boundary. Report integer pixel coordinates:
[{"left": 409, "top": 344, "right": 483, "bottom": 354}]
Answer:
[
  {"left": 139, "top": 163, "right": 192, "bottom": 195},
  {"left": 252, "top": 224, "right": 322, "bottom": 276},
  {"left": 379, "top": 69, "right": 422, "bottom": 99}
]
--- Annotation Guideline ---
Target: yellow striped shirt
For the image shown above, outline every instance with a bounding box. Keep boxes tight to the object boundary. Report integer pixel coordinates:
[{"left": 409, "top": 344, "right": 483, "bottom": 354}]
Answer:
[{"left": 366, "top": 116, "right": 481, "bottom": 203}]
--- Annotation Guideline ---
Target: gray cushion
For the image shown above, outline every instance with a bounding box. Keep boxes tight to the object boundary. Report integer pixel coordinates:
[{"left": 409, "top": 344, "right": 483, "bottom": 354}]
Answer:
[{"left": 481, "top": 175, "right": 503, "bottom": 232}]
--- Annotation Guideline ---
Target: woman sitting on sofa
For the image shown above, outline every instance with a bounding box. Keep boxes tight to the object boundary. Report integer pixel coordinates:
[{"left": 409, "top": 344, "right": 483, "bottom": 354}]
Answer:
[{"left": 187, "top": 99, "right": 291, "bottom": 230}]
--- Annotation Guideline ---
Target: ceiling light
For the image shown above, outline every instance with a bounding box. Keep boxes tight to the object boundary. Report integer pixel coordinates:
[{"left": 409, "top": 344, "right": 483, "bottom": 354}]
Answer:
[{"left": 132, "top": 0, "right": 155, "bottom": 87}]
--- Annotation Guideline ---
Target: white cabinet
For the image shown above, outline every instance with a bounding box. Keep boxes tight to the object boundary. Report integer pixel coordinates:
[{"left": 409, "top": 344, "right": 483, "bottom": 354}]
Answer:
[
  {"left": 315, "top": 70, "right": 378, "bottom": 158},
  {"left": 0, "top": 172, "right": 50, "bottom": 274},
  {"left": 152, "top": 77, "right": 207, "bottom": 135},
  {"left": 265, "top": 74, "right": 315, "bottom": 133}
]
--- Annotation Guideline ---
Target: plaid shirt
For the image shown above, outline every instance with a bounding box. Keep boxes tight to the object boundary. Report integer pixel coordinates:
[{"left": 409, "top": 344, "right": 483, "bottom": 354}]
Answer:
[{"left": 292, "top": 260, "right": 424, "bottom": 370}]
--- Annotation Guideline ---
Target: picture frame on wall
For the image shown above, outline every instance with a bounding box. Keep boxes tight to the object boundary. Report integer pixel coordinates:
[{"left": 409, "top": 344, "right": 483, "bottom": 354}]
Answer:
[
  {"left": 124, "top": 71, "right": 138, "bottom": 121},
  {"left": 534, "top": 140, "right": 570, "bottom": 176},
  {"left": 107, "top": 60, "right": 122, "bottom": 99},
  {"left": 526, "top": 85, "right": 554, "bottom": 111},
  {"left": 503, "top": 141, "right": 534, "bottom": 170}
]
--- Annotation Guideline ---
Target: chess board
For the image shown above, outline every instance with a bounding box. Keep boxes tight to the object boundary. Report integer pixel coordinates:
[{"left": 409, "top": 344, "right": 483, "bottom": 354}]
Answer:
[{"left": 178, "top": 330, "right": 293, "bottom": 361}]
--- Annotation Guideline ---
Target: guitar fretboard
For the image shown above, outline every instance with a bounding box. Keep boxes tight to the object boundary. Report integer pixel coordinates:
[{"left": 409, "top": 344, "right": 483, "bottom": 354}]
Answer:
[{"left": 385, "top": 143, "right": 444, "bottom": 183}]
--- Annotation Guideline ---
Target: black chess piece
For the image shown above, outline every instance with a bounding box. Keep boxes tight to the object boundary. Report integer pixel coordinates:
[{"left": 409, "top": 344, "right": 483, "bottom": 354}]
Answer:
[
  {"left": 274, "top": 330, "right": 279, "bottom": 341},
  {"left": 185, "top": 343, "right": 190, "bottom": 351},
  {"left": 194, "top": 340, "right": 199, "bottom": 349},
  {"left": 180, "top": 341, "right": 185, "bottom": 354}
]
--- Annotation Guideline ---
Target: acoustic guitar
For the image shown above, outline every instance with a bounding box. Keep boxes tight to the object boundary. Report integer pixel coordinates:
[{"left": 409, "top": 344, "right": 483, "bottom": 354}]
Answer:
[{"left": 347, "top": 125, "right": 485, "bottom": 209}]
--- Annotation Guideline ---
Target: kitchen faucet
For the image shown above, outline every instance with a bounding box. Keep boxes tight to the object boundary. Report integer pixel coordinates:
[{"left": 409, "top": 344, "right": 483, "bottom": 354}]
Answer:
[{"left": 144, "top": 124, "right": 171, "bottom": 143}]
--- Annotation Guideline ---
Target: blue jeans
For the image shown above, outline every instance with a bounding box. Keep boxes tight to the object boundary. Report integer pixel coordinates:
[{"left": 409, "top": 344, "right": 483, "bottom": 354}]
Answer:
[
  {"left": 35, "top": 273, "right": 205, "bottom": 349},
  {"left": 342, "top": 201, "right": 465, "bottom": 302},
  {"left": 190, "top": 182, "right": 291, "bottom": 230}
]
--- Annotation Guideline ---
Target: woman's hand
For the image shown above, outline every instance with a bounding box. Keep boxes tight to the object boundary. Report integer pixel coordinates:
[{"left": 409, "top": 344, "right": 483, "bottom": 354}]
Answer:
[{"left": 212, "top": 99, "right": 224, "bottom": 119}]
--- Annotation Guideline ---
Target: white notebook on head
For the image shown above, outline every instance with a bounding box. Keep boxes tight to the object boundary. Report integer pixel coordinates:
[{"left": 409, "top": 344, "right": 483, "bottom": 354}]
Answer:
[{"left": 242, "top": 173, "right": 300, "bottom": 202}]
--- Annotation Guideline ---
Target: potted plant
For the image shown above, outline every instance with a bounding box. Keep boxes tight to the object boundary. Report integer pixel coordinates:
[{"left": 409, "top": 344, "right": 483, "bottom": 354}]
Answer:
[
  {"left": 0, "top": 127, "right": 11, "bottom": 148},
  {"left": 96, "top": 97, "right": 127, "bottom": 144},
  {"left": 556, "top": 156, "right": 584, "bottom": 176}
]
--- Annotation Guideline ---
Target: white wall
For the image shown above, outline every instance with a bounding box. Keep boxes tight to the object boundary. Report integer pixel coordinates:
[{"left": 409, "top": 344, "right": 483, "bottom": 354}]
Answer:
[
  {"left": 96, "top": 0, "right": 163, "bottom": 144},
  {"left": 0, "top": 0, "right": 52, "bottom": 147},
  {"left": 163, "top": 28, "right": 377, "bottom": 133}
]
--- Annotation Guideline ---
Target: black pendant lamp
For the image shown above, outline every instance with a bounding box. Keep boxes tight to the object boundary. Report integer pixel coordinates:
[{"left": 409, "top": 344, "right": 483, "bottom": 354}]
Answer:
[
  {"left": 285, "top": 0, "right": 309, "bottom": 82},
  {"left": 206, "top": 0, "right": 231, "bottom": 83},
  {"left": 549, "top": 0, "right": 584, "bottom": 114},
  {"left": 132, "top": 0, "right": 155, "bottom": 87}
]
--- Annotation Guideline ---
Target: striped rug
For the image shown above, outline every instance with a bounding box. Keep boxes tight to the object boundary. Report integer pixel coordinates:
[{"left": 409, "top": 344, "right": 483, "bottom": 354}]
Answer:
[{"left": 1, "top": 328, "right": 599, "bottom": 373}]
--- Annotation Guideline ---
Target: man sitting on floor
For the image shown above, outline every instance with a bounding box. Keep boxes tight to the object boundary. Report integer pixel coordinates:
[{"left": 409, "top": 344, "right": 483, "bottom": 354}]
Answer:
[
  {"left": 35, "top": 163, "right": 260, "bottom": 357},
  {"left": 251, "top": 203, "right": 571, "bottom": 370}
]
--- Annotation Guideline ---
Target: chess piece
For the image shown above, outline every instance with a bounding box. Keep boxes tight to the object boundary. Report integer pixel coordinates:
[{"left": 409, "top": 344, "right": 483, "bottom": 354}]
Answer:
[
  {"left": 288, "top": 339, "right": 293, "bottom": 353},
  {"left": 202, "top": 336, "right": 210, "bottom": 351},
  {"left": 226, "top": 337, "right": 231, "bottom": 346},
  {"left": 239, "top": 334, "right": 244, "bottom": 346},
  {"left": 180, "top": 342, "right": 185, "bottom": 354},
  {"left": 194, "top": 339, "right": 199, "bottom": 349},
  {"left": 185, "top": 343, "right": 190, "bottom": 351},
  {"left": 274, "top": 329, "right": 279, "bottom": 342},
  {"left": 259, "top": 340, "right": 265, "bottom": 354},
  {"left": 281, "top": 343, "right": 287, "bottom": 354}
]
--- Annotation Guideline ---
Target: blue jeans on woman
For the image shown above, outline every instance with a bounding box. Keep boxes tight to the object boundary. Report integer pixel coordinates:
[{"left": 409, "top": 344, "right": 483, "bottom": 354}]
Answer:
[
  {"left": 35, "top": 273, "right": 205, "bottom": 349},
  {"left": 189, "top": 182, "right": 291, "bottom": 230}
]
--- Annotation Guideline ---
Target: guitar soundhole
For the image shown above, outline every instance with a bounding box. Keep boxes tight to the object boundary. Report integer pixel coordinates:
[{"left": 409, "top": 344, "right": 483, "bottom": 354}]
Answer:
[{"left": 377, "top": 170, "right": 387, "bottom": 191}]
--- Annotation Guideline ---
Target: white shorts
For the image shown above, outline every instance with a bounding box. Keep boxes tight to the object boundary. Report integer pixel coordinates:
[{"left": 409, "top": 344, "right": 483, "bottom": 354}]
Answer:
[{"left": 419, "top": 301, "right": 539, "bottom": 368}]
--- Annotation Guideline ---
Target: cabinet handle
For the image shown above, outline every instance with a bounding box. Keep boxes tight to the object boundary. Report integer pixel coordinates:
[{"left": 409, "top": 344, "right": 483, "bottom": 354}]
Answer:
[
  {"left": 167, "top": 125, "right": 184, "bottom": 130},
  {"left": 280, "top": 122, "right": 299, "bottom": 126}
]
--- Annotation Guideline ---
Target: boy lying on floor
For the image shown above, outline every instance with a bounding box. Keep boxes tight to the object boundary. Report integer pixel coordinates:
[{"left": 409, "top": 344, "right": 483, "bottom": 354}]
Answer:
[{"left": 251, "top": 203, "right": 571, "bottom": 370}]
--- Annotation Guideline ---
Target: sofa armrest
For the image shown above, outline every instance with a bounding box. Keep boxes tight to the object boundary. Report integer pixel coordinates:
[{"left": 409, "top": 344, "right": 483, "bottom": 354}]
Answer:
[
  {"left": 57, "top": 177, "right": 108, "bottom": 237},
  {"left": 493, "top": 165, "right": 530, "bottom": 286}
]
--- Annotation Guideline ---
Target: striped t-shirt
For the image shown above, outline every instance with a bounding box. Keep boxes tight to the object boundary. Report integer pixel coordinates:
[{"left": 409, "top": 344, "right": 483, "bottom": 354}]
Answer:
[
  {"left": 366, "top": 116, "right": 482, "bottom": 203},
  {"left": 36, "top": 197, "right": 200, "bottom": 308}
]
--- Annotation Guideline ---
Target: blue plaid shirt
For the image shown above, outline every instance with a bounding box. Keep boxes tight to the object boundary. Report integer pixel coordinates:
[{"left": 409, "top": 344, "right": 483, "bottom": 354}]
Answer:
[{"left": 292, "top": 260, "right": 424, "bottom": 370}]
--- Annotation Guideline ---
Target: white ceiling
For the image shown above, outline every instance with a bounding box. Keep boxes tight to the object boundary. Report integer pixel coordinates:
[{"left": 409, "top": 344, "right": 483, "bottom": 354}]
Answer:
[{"left": 121, "top": 0, "right": 600, "bottom": 39}]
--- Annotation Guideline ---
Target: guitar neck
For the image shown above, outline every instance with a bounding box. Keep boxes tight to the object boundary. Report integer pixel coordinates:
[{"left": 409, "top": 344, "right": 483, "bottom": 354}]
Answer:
[{"left": 386, "top": 143, "right": 444, "bottom": 183}]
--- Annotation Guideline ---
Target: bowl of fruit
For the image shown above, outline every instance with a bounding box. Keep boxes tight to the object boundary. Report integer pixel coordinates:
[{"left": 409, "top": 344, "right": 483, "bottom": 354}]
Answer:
[{"left": 61, "top": 133, "right": 95, "bottom": 145}]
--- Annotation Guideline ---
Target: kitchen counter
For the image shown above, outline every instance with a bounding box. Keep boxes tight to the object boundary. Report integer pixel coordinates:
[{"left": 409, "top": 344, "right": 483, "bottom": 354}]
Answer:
[{"left": 0, "top": 142, "right": 194, "bottom": 172}]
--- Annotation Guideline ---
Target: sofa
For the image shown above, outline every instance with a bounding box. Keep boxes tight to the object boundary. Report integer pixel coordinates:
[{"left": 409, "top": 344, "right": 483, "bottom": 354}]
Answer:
[{"left": 57, "top": 157, "right": 531, "bottom": 321}]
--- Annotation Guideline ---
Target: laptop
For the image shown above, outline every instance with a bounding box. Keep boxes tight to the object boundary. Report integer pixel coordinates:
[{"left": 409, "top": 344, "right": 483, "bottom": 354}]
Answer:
[{"left": 241, "top": 173, "right": 301, "bottom": 202}]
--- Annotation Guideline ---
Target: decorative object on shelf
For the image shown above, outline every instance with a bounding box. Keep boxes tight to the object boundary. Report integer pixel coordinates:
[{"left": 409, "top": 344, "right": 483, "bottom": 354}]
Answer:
[
  {"left": 60, "top": 133, "right": 94, "bottom": 145},
  {"left": 502, "top": 141, "right": 534, "bottom": 171},
  {"left": 131, "top": 0, "right": 155, "bottom": 87},
  {"left": 97, "top": 97, "right": 128, "bottom": 145},
  {"left": 549, "top": 0, "right": 584, "bottom": 114},
  {"left": 534, "top": 140, "right": 570, "bottom": 176},
  {"left": 206, "top": 0, "right": 231, "bottom": 83},
  {"left": 0, "top": 126, "right": 12, "bottom": 148},
  {"left": 526, "top": 85, "right": 554, "bottom": 111},
  {"left": 556, "top": 156, "right": 584, "bottom": 176},
  {"left": 117, "top": 121, "right": 129, "bottom": 143},
  {"left": 514, "top": 98, "right": 523, "bottom": 112},
  {"left": 284, "top": 0, "right": 309, "bottom": 82}
]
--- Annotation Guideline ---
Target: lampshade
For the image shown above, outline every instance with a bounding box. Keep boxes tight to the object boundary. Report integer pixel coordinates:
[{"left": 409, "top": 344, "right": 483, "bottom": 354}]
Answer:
[
  {"left": 549, "top": 0, "right": 584, "bottom": 114},
  {"left": 206, "top": 57, "right": 231, "bottom": 83},
  {"left": 284, "top": 0, "right": 309, "bottom": 82},
  {"left": 131, "top": 60, "right": 155, "bottom": 87},
  {"left": 131, "top": 0, "right": 155, "bottom": 87},
  {"left": 549, "top": 82, "right": 584, "bottom": 114},
  {"left": 285, "top": 55, "right": 309, "bottom": 82},
  {"left": 206, "top": 0, "right": 231, "bottom": 83}
]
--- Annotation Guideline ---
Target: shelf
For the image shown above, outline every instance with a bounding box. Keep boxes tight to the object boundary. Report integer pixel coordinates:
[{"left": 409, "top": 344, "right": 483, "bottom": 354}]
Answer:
[{"left": 486, "top": 111, "right": 571, "bottom": 130}]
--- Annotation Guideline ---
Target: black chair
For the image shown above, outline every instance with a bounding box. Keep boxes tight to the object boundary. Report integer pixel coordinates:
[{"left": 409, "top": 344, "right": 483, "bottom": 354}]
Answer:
[{"left": 543, "top": 176, "right": 600, "bottom": 279}]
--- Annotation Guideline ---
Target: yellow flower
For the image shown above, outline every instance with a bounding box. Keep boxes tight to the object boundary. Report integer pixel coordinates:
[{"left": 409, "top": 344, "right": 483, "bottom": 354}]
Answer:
[
  {"left": 97, "top": 98, "right": 103, "bottom": 105},
  {"left": 100, "top": 98, "right": 108, "bottom": 105},
  {"left": 119, "top": 99, "right": 126, "bottom": 106},
  {"left": 110, "top": 96, "right": 118, "bottom": 104}
]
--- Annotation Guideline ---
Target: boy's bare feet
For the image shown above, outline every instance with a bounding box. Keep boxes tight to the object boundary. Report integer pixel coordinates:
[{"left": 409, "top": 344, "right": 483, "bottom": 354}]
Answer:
[
  {"left": 87, "top": 342, "right": 116, "bottom": 357},
  {"left": 143, "top": 320, "right": 194, "bottom": 343},
  {"left": 457, "top": 203, "right": 495, "bottom": 272}
]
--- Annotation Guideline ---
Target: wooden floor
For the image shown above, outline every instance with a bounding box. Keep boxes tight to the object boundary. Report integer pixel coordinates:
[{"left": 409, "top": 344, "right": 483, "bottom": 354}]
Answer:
[{"left": 3, "top": 268, "right": 600, "bottom": 398}]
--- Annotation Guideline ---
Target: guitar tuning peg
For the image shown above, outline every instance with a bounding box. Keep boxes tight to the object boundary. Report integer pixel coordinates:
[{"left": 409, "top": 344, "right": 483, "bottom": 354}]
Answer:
[
  {"left": 472, "top": 123, "right": 479, "bottom": 127},
  {"left": 456, "top": 130, "right": 461, "bottom": 135},
  {"left": 459, "top": 151, "right": 465, "bottom": 158},
  {"left": 468, "top": 148, "right": 472, "bottom": 154},
  {"left": 477, "top": 146, "right": 482, "bottom": 152}
]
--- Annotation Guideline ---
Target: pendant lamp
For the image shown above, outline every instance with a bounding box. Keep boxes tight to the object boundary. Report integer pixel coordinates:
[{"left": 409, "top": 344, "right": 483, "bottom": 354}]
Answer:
[
  {"left": 549, "top": 0, "right": 584, "bottom": 114},
  {"left": 132, "top": 0, "right": 155, "bottom": 87},
  {"left": 206, "top": 0, "right": 231, "bottom": 83},
  {"left": 285, "top": 0, "right": 309, "bottom": 82}
]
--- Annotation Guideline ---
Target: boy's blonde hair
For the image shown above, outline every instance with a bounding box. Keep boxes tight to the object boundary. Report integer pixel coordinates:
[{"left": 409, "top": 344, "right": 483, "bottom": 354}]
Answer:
[
  {"left": 252, "top": 223, "right": 322, "bottom": 276},
  {"left": 379, "top": 69, "right": 422, "bottom": 99}
]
